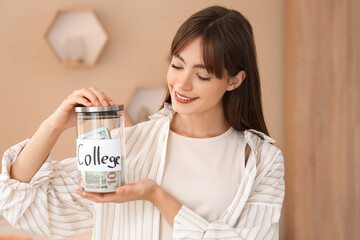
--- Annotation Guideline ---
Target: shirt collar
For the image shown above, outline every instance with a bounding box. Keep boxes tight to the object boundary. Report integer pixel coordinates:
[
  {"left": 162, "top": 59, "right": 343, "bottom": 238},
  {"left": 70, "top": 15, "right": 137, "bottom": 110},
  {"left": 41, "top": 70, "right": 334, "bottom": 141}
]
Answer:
[
  {"left": 148, "top": 102, "right": 175, "bottom": 120},
  {"left": 244, "top": 129, "right": 276, "bottom": 143}
]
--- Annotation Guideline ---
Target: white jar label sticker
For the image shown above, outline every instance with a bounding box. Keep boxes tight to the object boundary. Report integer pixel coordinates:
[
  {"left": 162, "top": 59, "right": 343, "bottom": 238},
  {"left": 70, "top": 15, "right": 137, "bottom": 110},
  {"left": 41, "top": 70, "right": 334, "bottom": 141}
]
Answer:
[{"left": 76, "top": 139, "right": 122, "bottom": 172}]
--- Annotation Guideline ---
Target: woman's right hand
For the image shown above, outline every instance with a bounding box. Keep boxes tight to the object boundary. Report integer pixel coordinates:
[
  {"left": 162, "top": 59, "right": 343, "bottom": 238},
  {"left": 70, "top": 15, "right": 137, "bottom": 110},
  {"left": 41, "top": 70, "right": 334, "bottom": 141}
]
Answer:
[
  {"left": 45, "top": 87, "right": 115, "bottom": 132},
  {"left": 10, "top": 87, "right": 115, "bottom": 183}
]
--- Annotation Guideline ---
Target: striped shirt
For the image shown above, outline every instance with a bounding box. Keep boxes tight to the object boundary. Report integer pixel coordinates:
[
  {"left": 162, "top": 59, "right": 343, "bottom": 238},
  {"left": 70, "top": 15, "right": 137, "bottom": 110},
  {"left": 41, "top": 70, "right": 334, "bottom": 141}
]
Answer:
[{"left": 0, "top": 104, "right": 285, "bottom": 239}]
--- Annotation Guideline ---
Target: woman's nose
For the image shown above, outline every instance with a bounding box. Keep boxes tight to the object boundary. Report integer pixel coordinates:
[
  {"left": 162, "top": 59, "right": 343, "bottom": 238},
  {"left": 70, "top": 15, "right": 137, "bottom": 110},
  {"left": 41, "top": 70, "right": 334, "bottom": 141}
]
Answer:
[{"left": 176, "top": 72, "right": 192, "bottom": 91}]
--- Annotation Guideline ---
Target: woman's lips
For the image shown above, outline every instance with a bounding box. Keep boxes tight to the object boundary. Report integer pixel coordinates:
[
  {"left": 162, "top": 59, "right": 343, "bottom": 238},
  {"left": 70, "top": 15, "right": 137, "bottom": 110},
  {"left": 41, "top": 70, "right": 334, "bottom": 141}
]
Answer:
[{"left": 174, "top": 91, "right": 198, "bottom": 104}]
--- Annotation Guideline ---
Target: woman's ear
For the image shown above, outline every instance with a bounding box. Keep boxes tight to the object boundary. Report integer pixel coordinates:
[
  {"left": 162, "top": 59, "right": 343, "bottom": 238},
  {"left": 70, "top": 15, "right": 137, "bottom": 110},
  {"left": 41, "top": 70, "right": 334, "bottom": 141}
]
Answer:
[{"left": 226, "top": 70, "right": 246, "bottom": 91}]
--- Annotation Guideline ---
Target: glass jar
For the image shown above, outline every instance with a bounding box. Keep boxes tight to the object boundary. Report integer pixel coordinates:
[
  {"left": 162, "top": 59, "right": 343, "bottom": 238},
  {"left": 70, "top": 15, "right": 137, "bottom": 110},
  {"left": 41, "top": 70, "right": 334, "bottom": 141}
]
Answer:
[{"left": 74, "top": 105, "right": 125, "bottom": 192}]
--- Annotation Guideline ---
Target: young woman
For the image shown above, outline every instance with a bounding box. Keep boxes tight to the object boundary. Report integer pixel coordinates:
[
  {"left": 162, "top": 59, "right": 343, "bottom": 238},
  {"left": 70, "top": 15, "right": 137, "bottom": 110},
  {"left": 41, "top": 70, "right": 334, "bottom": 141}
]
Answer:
[{"left": 0, "top": 6, "right": 284, "bottom": 240}]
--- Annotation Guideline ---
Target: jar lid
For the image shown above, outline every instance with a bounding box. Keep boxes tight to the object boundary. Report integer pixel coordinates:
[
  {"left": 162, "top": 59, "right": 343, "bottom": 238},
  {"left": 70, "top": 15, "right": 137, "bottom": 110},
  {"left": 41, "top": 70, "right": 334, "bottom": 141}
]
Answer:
[{"left": 74, "top": 104, "right": 124, "bottom": 113}]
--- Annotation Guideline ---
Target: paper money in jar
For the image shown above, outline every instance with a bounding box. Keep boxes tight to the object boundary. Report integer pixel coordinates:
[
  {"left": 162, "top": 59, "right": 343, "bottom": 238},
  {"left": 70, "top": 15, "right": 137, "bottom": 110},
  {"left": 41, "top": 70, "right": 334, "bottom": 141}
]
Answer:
[{"left": 74, "top": 105, "right": 125, "bottom": 192}]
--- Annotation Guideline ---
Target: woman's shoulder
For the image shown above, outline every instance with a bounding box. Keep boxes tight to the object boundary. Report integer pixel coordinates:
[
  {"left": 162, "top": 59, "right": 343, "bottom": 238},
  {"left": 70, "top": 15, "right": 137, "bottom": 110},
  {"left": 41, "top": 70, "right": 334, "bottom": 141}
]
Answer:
[
  {"left": 243, "top": 129, "right": 282, "bottom": 155},
  {"left": 242, "top": 129, "right": 284, "bottom": 174},
  {"left": 244, "top": 129, "right": 276, "bottom": 144}
]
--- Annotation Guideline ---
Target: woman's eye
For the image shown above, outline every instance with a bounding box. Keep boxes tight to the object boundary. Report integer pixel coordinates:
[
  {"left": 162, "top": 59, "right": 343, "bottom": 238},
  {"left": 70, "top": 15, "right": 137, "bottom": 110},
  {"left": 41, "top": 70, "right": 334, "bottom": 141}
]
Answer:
[
  {"left": 171, "top": 64, "right": 182, "bottom": 69},
  {"left": 197, "top": 74, "right": 211, "bottom": 81}
]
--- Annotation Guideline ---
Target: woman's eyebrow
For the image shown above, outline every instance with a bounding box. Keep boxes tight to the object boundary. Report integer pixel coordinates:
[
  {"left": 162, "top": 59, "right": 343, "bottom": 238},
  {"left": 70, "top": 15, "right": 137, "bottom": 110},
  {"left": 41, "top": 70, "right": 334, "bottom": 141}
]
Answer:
[
  {"left": 175, "top": 54, "right": 186, "bottom": 63},
  {"left": 175, "top": 54, "right": 206, "bottom": 69}
]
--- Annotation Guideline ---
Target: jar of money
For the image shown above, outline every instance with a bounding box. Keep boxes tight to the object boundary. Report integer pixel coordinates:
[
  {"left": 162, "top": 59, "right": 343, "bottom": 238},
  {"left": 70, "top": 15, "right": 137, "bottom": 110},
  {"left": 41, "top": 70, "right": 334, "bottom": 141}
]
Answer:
[{"left": 74, "top": 105, "right": 125, "bottom": 192}]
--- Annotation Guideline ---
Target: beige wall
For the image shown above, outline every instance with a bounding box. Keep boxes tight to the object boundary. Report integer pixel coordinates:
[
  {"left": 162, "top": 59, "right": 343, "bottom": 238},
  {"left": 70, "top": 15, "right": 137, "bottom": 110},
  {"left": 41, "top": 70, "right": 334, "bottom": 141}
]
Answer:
[
  {"left": 0, "top": 0, "right": 284, "bottom": 238},
  {"left": 0, "top": 0, "right": 284, "bottom": 159}
]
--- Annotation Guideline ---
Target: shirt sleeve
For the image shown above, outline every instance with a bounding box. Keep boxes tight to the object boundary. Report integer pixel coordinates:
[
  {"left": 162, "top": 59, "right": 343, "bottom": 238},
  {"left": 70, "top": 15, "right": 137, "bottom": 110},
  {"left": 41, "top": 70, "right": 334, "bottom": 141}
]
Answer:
[
  {"left": 0, "top": 139, "right": 95, "bottom": 239},
  {"left": 172, "top": 148, "right": 285, "bottom": 240}
]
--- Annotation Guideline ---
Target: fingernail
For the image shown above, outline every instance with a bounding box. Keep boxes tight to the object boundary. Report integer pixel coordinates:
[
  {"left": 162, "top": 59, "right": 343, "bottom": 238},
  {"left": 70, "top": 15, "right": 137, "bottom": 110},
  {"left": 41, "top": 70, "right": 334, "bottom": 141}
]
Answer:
[
  {"left": 102, "top": 100, "right": 109, "bottom": 106},
  {"left": 95, "top": 100, "right": 100, "bottom": 106},
  {"left": 109, "top": 101, "right": 115, "bottom": 106}
]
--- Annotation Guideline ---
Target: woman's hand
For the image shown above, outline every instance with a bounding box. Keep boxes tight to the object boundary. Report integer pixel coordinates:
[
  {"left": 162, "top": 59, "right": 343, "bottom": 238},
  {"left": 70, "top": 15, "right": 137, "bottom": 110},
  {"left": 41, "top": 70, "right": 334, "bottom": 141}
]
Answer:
[
  {"left": 75, "top": 179, "right": 182, "bottom": 227},
  {"left": 74, "top": 179, "right": 160, "bottom": 204},
  {"left": 45, "top": 87, "right": 115, "bottom": 132},
  {"left": 10, "top": 87, "right": 115, "bottom": 183}
]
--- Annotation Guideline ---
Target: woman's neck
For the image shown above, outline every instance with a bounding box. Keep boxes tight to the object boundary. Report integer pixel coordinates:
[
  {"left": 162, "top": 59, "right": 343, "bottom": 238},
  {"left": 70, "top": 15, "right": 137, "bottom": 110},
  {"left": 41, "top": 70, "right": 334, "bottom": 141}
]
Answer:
[{"left": 170, "top": 108, "right": 230, "bottom": 138}]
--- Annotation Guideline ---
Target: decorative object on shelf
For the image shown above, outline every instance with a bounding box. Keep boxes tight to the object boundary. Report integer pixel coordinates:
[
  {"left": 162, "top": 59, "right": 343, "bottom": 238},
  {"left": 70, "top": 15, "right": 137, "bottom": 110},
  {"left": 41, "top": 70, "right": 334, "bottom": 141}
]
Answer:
[
  {"left": 126, "top": 87, "right": 167, "bottom": 124},
  {"left": 63, "top": 36, "right": 86, "bottom": 65},
  {"left": 45, "top": 8, "right": 108, "bottom": 67}
]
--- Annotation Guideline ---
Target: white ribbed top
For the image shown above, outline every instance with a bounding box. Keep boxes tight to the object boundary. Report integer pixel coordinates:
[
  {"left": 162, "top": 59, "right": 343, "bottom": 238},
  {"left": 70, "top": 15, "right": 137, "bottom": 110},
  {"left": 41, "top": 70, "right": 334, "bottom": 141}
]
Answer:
[{"left": 160, "top": 127, "right": 246, "bottom": 239}]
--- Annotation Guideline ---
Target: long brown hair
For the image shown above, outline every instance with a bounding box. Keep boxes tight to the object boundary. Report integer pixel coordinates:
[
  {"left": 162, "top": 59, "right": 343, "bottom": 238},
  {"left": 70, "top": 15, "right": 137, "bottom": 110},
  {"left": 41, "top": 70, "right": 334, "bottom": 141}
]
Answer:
[{"left": 161, "top": 6, "right": 269, "bottom": 136}]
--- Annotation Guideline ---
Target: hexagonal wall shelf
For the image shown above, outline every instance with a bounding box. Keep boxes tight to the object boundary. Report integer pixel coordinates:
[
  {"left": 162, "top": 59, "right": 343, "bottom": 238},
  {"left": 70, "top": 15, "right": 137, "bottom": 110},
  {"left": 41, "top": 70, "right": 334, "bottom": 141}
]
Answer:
[
  {"left": 45, "top": 8, "right": 108, "bottom": 67},
  {"left": 126, "top": 87, "right": 167, "bottom": 124}
]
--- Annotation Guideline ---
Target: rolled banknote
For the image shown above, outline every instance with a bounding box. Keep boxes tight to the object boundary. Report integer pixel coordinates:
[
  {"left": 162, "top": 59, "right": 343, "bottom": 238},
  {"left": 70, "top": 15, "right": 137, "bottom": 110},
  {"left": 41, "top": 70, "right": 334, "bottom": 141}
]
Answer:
[
  {"left": 81, "top": 170, "right": 122, "bottom": 191},
  {"left": 78, "top": 127, "right": 111, "bottom": 140}
]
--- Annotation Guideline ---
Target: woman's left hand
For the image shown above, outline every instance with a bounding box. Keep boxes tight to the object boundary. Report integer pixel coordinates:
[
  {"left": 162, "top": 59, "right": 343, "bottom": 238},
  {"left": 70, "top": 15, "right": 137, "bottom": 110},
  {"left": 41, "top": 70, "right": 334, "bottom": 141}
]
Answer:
[
  {"left": 76, "top": 178, "right": 182, "bottom": 227},
  {"left": 74, "top": 179, "right": 159, "bottom": 204}
]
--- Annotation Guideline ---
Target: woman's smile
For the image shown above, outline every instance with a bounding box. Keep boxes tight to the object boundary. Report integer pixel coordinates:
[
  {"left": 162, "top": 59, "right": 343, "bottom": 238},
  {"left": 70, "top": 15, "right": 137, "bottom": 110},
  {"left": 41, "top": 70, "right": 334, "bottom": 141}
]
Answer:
[{"left": 174, "top": 91, "right": 198, "bottom": 104}]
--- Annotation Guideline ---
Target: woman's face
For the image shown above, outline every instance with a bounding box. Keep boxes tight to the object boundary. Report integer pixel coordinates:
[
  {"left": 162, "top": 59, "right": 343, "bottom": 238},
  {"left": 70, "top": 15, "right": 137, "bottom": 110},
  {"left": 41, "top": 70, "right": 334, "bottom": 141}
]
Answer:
[{"left": 167, "top": 37, "right": 232, "bottom": 117}]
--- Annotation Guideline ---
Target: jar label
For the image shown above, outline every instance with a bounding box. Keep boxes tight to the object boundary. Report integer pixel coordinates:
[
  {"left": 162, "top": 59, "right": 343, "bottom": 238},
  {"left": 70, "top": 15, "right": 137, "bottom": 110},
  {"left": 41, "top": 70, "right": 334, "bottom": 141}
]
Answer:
[{"left": 76, "top": 139, "right": 122, "bottom": 172}]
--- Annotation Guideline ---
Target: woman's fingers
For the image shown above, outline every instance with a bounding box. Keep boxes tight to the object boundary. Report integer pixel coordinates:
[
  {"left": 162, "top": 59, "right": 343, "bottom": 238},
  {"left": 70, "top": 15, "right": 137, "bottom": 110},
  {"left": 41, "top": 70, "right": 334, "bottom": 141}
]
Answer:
[
  {"left": 74, "top": 189, "right": 104, "bottom": 203},
  {"left": 46, "top": 87, "right": 114, "bottom": 132},
  {"left": 88, "top": 87, "right": 115, "bottom": 106},
  {"left": 75, "top": 185, "right": 138, "bottom": 203},
  {"left": 75, "top": 188, "right": 122, "bottom": 203},
  {"left": 75, "top": 88, "right": 101, "bottom": 107},
  {"left": 68, "top": 96, "right": 93, "bottom": 107},
  {"left": 75, "top": 180, "right": 159, "bottom": 203},
  {"left": 68, "top": 87, "right": 115, "bottom": 108},
  {"left": 75, "top": 96, "right": 93, "bottom": 107}
]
